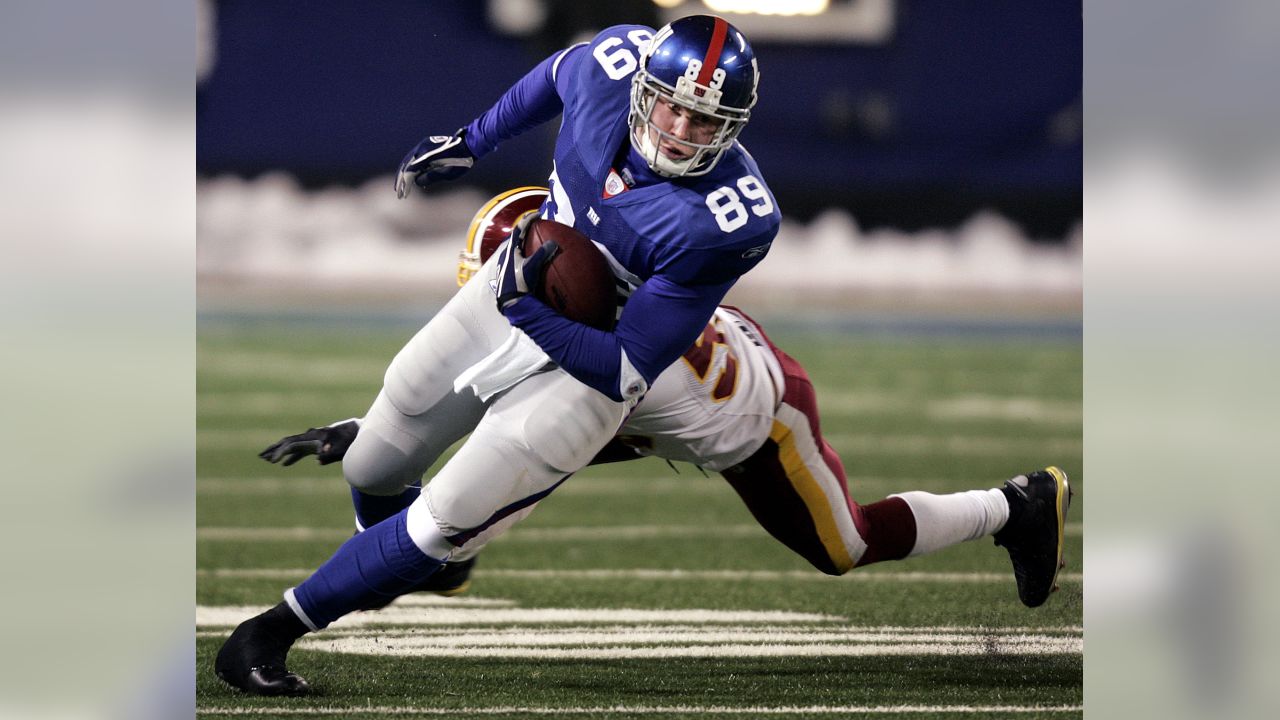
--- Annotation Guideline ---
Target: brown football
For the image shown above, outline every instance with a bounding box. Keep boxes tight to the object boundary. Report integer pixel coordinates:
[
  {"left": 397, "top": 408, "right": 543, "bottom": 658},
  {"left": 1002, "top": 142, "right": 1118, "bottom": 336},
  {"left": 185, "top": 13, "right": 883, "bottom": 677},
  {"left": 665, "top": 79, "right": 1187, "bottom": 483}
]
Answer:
[{"left": 521, "top": 219, "right": 617, "bottom": 331}]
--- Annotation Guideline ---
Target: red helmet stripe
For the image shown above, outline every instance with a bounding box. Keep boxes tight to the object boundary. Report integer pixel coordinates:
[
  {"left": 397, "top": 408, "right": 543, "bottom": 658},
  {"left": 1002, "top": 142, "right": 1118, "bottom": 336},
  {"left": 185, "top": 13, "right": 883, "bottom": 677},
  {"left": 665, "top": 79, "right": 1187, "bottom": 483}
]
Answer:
[{"left": 695, "top": 17, "right": 729, "bottom": 87}]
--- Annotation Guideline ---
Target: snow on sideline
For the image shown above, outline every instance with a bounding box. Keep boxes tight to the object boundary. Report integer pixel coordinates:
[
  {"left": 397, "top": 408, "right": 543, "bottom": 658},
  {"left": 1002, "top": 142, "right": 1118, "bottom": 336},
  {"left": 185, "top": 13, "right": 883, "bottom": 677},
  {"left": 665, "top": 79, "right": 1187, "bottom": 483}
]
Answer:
[
  {"left": 196, "top": 175, "right": 1081, "bottom": 299},
  {"left": 196, "top": 704, "right": 1085, "bottom": 716}
]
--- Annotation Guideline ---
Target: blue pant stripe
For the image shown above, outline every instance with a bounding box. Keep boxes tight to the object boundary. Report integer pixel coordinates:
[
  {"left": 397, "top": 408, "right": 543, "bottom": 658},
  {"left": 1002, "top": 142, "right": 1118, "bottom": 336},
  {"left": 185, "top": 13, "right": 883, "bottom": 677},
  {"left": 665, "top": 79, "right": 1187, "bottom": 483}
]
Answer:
[{"left": 446, "top": 475, "right": 570, "bottom": 546}]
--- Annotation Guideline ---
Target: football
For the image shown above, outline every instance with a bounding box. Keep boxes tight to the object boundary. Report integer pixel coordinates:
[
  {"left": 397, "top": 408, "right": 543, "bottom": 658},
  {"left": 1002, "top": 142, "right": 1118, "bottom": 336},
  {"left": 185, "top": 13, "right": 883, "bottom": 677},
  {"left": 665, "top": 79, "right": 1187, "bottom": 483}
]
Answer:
[{"left": 521, "top": 219, "right": 617, "bottom": 331}]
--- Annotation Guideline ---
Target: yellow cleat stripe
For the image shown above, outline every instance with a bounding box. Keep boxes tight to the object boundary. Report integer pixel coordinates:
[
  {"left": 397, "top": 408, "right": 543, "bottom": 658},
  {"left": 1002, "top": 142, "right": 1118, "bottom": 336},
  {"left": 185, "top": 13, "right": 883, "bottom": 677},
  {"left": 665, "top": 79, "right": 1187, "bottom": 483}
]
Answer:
[
  {"left": 431, "top": 580, "right": 471, "bottom": 597},
  {"left": 1044, "top": 466, "right": 1069, "bottom": 580}
]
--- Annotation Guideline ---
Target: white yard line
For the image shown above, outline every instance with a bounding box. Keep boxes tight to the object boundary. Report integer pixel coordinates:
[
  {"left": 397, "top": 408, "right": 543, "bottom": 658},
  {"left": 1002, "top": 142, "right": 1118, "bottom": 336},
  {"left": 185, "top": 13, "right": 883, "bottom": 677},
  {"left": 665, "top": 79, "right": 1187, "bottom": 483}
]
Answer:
[
  {"left": 198, "top": 567, "right": 1083, "bottom": 583},
  {"left": 197, "top": 606, "right": 839, "bottom": 628},
  {"left": 198, "top": 391, "right": 375, "bottom": 415},
  {"left": 826, "top": 433, "right": 1082, "bottom": 456},
  {"left": 197, "top": 704, "right": 1084, "bottom": 715},
  {"left": 198, "top": 478, "right": 347, "bottom": 494},
  {"left": 197, "top": 353, "right": 387, "bottom": 382},
  {"left": 197, "top": 475, "right": 1083, "bottom": 498},
  {"left": 925, "top": 395, "right": 1080, "bottom": 424},
  {"left": 498, "top": 525, "right": 767, "bottom": 541},
  {"left": 191, "top": 524, "right": 790, "bottom": 541},
  {"left": 197, "top": 523, "right": 1082, "bottom": 541},
  {"left": 199, "top": 430, "right": 328, "bottom": 449},
  {"left": 199, "top": 593, "right": 1082, "bottom": 657},
  {"left": 393, "top": 594, "right": 516, "bottom": 607},
  {"left": 198, "top": 527, "right": 351, "bottom": 541},
  {"left": 299, "top": 637, "right": 1083, "bottom": 658},
  {"left": 194, "top": 594, "right": 515, "bottom": 610},
  {"left": 812, "top": 391, "right": 1081, "bottom": 425},
  {"left": 201, "top": 623, "right": 1082, "bottom": 637},
  {"left": 293, "top": 628, "right": 1077, "bottom": 647},
  {"left": 471, "top": 568, "right": 1085, "bottom": 582},
  {"left": 199, "top": 388, "right": 1080, "bottom": 423},
  {"left": 197, "top": 475, "right": 727, "bottom": 496}
]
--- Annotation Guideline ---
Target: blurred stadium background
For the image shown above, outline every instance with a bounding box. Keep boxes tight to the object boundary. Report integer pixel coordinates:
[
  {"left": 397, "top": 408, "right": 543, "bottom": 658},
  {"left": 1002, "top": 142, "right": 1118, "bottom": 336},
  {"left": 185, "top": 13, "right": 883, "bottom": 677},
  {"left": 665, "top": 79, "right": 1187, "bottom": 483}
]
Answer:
[
  {"left": 194, "top": 2, "right": 1084, "bottom": 717},
  {"left": 16, "top": 0, "right": 1280, "bottom": 718},
  {"left": 197, "top": 0, "right": 1080, "bottom": 319}
]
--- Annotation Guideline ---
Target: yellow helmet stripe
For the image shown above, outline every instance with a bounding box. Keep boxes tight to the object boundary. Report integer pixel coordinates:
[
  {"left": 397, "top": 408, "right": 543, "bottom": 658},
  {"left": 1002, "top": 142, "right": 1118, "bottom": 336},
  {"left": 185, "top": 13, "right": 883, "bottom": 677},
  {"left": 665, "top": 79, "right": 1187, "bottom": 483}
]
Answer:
[{"left": 458, "top": 186, "right": 549, "bottom": 287}]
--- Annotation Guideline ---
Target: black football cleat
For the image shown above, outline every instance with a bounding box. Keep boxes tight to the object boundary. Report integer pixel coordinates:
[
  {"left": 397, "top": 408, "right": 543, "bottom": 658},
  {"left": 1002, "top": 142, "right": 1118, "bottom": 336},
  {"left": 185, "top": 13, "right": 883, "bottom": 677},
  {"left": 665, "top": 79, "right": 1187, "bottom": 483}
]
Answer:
[
  {"left": 993, "top": 466, "right": 1073, "bottom": 608},
  {"left": 215, "top": 603, "right": 311, "bottom": 696}
]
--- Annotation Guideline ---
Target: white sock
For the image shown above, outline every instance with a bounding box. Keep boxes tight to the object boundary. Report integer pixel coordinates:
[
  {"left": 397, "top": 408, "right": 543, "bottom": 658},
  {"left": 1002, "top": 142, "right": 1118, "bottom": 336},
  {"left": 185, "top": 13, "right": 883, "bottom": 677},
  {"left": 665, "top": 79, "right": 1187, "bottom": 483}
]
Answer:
[{"left": 891, "top": 489, "right": 1009, "bottom": 557}]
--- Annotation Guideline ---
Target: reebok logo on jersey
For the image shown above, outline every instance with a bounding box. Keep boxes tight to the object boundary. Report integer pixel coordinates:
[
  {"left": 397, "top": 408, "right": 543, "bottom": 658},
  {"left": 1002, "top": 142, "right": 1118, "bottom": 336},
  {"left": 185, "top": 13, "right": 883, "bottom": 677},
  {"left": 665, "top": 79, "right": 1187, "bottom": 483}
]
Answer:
[{"left": 741, "top": 242, "right": 771, "bottom": 259}]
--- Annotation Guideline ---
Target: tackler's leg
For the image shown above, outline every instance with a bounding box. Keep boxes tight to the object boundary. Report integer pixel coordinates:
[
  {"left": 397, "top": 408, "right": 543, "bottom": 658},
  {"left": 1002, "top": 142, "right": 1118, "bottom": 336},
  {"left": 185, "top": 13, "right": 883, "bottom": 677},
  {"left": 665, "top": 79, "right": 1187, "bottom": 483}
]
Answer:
[
  {"left": 724, "top": 346, "right": 1069, "bottom": 606},
  {"left": 720, "top": 346, "right": 918, "bottom": 574}
]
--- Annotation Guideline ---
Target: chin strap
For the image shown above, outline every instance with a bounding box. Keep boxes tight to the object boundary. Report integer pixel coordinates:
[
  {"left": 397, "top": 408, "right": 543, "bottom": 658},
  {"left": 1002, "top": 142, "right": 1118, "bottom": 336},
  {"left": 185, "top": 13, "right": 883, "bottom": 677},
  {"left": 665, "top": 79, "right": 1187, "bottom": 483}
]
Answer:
[{"left": 633, "top": 126, "right": 696, "bottom": 178}]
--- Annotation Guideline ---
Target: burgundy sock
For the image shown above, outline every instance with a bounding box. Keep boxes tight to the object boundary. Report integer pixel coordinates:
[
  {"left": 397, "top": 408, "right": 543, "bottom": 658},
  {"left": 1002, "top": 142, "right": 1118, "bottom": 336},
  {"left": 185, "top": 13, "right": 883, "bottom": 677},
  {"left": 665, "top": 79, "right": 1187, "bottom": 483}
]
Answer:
[{"left": 854, "top": 497, "right": 917, "bottom": 566}]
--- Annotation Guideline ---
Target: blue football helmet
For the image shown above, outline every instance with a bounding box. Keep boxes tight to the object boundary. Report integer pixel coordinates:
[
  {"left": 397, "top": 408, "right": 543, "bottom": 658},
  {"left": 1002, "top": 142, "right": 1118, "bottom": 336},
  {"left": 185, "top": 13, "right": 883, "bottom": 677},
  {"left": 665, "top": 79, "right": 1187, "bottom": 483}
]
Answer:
[{"left": 629, "top": 15, "right": 760, "bottom": 178}]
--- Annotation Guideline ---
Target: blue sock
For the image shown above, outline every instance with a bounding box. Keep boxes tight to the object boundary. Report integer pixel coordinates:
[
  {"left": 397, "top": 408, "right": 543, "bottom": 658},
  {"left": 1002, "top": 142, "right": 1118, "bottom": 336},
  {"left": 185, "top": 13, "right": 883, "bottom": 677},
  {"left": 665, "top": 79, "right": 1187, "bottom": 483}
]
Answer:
[
  {"left": 289, "top": 509, "right": 444, "bottom": 629},
  {"left": 352, "top": 486, "right": 421, "bottom": 531}
]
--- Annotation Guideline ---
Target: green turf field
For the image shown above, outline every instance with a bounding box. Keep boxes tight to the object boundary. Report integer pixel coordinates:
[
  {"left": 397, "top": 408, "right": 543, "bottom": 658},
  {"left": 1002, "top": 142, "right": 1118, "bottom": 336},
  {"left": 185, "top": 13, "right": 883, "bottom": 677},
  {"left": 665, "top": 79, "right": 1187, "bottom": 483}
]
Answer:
[{"left": 196, "top": 316, "right": 1082, "bottom": 719}]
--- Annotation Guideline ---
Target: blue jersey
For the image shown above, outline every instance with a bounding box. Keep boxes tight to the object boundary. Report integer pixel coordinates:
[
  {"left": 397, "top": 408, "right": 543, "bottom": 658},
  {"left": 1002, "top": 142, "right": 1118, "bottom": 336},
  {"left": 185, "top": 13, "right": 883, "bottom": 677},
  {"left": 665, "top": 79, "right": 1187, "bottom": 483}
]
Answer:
[{"left": 465, "top": 25, "right": 780, "bottom": 402}]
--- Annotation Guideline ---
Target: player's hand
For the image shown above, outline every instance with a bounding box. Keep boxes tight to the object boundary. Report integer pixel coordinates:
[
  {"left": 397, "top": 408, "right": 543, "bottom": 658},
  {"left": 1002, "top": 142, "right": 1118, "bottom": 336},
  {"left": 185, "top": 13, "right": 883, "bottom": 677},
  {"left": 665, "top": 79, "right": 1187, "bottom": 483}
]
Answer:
[
  {"left": 259, "top": 419, "right": 360, "bottom": 466},
  {"left": 395, "top": 128, "right": 476, "bottom": 198},
  {"left": 495, "top": 215, "right": 559, "bottom": 311}
]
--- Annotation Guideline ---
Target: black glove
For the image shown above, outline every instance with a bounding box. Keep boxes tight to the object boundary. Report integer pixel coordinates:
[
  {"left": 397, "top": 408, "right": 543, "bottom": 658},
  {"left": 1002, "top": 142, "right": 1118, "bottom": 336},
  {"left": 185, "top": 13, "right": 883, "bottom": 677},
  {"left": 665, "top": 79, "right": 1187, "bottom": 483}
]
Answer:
[
  {"left": 394, "top": 128, "right": 476, "bottom": 198},
  {"left": 259, "top": 419, "right": 360, "bottom": 466},
  {"left": 495, "top": 214, "right": 560, "bottom": 311}
]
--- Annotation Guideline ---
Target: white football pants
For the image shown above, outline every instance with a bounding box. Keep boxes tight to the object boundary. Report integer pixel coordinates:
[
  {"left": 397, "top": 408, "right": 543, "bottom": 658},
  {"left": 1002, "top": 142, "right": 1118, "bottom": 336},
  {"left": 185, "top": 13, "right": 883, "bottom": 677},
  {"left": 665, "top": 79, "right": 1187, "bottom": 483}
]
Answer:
[{"left": 342, "top": 251, "right": 628, "bottom": 560}]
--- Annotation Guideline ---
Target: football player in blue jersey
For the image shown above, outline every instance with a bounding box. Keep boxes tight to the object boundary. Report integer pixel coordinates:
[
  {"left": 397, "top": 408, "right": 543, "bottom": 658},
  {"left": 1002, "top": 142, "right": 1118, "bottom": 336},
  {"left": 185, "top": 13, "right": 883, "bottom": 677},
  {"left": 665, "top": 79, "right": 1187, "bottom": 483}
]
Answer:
[
  {"left": 395, "top": 14, "right": 778, "bottom": 405},
  {"left": 216, "top": 15, "right": 788, "bottom": 696}
]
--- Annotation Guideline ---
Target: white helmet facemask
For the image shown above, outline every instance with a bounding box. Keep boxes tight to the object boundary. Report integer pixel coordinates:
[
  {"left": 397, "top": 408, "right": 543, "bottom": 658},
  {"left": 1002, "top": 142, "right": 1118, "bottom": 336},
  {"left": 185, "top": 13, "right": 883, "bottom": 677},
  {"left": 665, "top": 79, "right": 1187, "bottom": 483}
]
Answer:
[
  {"left": 629, "top": 78, "right": 746, "bottom": 179},
  {"left": 626, "top": 22, "right": 755, "bottom": 178}
]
